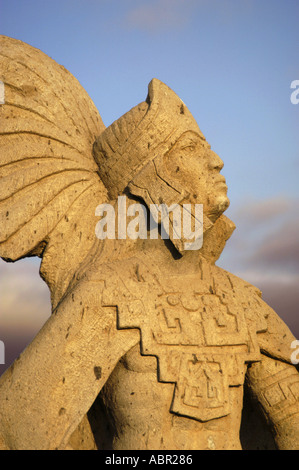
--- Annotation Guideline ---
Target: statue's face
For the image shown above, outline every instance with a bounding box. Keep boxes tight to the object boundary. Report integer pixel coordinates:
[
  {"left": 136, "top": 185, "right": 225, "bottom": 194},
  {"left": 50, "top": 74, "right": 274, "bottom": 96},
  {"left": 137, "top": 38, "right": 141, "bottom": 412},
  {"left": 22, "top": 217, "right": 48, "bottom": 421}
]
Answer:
[{"left": 164, "top": 131, "right": 230, "bottom": 222}]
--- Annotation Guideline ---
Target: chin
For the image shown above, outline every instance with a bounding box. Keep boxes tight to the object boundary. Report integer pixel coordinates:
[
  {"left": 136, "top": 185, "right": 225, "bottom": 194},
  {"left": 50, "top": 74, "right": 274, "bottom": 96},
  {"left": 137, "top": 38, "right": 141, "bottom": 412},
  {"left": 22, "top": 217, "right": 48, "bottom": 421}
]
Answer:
[
  {"left": 208, "top": 195, "right": 230, "bottom": 222},
  {"left": 218, "top": 194, "right": 230, "bottom": 212}
]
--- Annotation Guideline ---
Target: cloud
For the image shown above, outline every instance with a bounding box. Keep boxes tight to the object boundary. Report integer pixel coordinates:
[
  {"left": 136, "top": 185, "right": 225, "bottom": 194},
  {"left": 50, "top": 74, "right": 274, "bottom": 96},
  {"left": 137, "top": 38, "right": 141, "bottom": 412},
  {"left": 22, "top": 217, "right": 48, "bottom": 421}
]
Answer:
[
  {"left": 124, "top": 0, "right": 199, "bottom": 33},
  {"left": 122, "top": 0, "right": 257, "bottom": 33},
  {"left": 223, "top": 196, "right": 299, "bottom": 269},
  {"left": 234, "top": 196, "right": 291, "bottom": 226},
  {"left": 0, "top": 258, "right": 51, "bottom": 376},
  {"left": 218, "top": 196, "right": 299, "bottom": 339},
  {"left": 232, "top": 197, "right": 299, "bottom": 273},
  {"left": 250, "top": 218, "right": 299, "bottom": 271},
  {"left": 0, "top": 259, "right": 51, "bottom": 341}
]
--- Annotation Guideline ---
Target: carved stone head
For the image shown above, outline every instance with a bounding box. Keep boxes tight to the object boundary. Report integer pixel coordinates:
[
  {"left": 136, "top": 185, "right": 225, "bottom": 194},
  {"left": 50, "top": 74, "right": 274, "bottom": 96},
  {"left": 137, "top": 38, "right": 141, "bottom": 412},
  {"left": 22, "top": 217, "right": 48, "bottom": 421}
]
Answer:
[{"left": 93, "top": 79, "right": 229, "bottom": 229}]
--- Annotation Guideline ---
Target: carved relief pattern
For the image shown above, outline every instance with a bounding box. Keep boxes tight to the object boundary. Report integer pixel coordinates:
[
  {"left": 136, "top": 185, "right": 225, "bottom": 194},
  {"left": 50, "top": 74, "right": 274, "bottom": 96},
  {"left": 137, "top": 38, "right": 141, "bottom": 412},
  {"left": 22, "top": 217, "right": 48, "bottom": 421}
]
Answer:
[
  {"left": 255, "top": 369, "right": 299, "bottom": 424},
  {"left": 101, "top": 262, "right": 262, "bottom": 422}
]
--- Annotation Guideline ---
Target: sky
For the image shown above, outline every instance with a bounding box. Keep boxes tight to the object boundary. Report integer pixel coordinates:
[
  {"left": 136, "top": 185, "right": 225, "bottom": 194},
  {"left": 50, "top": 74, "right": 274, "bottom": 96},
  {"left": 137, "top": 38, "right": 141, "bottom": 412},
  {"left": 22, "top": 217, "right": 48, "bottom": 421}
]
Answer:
[{"left": 0, "top": 0, "right": 298, "bottom": 375}]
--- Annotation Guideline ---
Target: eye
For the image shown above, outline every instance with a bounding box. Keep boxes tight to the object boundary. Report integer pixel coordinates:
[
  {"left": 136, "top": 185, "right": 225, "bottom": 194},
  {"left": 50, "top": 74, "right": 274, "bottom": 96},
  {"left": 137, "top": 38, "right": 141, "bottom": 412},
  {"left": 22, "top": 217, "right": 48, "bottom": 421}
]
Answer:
[{"left": 181, "top": 144, "right": 196, "bottom": 152}]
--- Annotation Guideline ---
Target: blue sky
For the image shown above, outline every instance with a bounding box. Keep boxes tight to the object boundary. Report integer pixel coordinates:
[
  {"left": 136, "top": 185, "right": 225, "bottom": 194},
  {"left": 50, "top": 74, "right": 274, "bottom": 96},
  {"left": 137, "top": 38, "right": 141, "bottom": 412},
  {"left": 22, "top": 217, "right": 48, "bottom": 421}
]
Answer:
[
  {"left": 1, "top": 0, "right": 298, "bottom": 201},
  {"left": 0, "top": 0, "right": 298, "bottom": 374}
]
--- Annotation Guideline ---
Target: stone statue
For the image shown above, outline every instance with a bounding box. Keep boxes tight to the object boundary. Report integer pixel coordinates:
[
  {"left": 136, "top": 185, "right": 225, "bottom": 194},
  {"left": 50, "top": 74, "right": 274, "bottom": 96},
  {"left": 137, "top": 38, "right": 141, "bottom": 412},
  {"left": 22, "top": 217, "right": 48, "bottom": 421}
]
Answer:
[{"left": 0, "top": 35, "right": 298, "bottom": 451}]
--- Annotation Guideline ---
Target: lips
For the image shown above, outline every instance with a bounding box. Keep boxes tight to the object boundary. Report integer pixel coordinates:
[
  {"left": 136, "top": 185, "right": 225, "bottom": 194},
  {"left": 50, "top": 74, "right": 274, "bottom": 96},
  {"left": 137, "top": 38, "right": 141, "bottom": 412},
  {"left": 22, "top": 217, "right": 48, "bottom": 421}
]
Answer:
[{"left": 215, "top": 175, "right": 227, "bottom": 185}]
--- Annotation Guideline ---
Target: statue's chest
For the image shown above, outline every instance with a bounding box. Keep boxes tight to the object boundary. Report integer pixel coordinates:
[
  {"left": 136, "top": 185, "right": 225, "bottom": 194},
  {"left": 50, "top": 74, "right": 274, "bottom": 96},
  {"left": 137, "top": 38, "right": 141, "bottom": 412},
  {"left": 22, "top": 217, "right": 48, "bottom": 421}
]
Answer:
[{"left": 101, "top": 265, "right": 262, "bottom": 422}]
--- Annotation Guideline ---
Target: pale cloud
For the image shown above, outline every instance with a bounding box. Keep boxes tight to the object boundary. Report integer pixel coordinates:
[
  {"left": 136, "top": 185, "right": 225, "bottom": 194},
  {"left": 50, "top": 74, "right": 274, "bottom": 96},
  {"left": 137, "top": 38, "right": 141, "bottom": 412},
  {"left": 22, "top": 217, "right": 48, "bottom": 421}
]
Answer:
[
  {"left": 0, "top": 258, "right": 51, "bottom": 337},
  {"left": 234, "top": 196, "right": 292, "bottom": 226},
  {"left": 124, "top": 0, "right": 199, "bottom": 32},
  {"left": 122, "top": 0, "right": 256, "bottom": 33},
  {"left": 0, "top": 258, "right": 52, "bottom": 376},
  {"left": 250, "top": 218, "right": 299, "bottom": 271},
  {"left": 218, "top": 196, "right": 299, "bottom": 339},
  {"left": 230, "top": 197, "right": 299, "bottom": 273},
  {"left": 223, "top": 196, "right": 298, "bottom": 264}
]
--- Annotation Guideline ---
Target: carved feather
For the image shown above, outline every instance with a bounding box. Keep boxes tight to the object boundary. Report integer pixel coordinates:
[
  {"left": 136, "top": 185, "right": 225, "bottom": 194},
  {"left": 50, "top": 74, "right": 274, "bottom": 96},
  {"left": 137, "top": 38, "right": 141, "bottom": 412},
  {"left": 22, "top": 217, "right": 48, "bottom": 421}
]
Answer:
[{"left": 0, "top": 36, "right": 107, "bottom": 304}]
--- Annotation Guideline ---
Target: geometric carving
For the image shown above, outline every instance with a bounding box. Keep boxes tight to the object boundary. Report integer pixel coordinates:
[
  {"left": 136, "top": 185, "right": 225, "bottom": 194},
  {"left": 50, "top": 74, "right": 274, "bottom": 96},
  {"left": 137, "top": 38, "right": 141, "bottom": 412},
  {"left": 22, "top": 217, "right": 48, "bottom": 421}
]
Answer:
[
  {"left": 260, "top": 370, "right": 299, "bottom": 423},
  {"left": 173, "top": 355, "right": 230, "bottom": 421},
  {"left": 113, "top": 262, "right": 262, "bottom": 422}
]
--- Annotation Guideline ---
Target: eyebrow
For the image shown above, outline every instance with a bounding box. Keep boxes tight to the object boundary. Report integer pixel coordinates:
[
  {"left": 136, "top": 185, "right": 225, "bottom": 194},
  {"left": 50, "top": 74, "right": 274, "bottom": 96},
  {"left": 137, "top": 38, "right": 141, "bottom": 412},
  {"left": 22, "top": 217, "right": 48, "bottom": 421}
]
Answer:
[{"left": 179, "top": 135, "right": 207, "bottom": 147}]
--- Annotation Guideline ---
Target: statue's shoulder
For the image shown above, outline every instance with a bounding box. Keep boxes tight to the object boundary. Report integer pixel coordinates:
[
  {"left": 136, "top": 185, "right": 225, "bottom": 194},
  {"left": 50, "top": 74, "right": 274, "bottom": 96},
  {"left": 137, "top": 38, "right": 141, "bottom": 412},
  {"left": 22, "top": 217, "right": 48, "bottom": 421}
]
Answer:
[
  {"left": 78, "top": 253, "right": 161, "bottom": 304},
  {"left": 213, "top": 264, "right": 296, "bottom": 365}
]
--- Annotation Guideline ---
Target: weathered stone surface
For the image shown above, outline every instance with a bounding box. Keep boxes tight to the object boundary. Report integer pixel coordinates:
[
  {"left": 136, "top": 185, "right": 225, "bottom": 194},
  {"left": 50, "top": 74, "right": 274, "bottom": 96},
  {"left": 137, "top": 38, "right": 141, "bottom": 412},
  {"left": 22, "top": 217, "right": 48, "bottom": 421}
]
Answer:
[{"left": 0, "top": 36, "right": 298, "bottom": 450}]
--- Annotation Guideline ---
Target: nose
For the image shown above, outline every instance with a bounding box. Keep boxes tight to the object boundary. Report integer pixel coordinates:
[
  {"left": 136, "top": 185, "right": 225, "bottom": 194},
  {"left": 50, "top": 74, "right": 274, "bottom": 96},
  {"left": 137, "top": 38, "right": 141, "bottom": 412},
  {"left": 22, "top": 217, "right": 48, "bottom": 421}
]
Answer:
[{"left": 208, "top": 151, "right": 224, "bottom": 171}]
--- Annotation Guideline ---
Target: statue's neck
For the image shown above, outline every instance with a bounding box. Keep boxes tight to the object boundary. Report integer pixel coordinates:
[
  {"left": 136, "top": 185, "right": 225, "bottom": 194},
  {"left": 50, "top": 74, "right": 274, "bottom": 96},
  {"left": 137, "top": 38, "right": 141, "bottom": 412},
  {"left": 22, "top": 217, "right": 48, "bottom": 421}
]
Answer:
[
  {"left": 130, "top": 214, "right": 235, "bottom": 276},
  {"left": 93, "top": 213, "right": 235, "bottom": 279}
]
